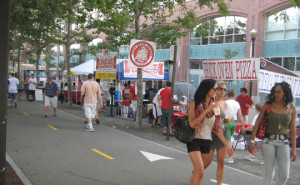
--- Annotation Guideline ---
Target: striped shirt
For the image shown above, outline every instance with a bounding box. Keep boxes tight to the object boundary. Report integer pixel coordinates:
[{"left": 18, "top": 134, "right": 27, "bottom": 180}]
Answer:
[{"left": 45, "top": 82, "right": 58, "bottom": 98}]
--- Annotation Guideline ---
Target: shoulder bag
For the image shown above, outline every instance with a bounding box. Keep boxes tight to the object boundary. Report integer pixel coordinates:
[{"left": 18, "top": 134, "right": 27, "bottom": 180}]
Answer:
[
  {"left": 256, "top": 104, "right": 271, "bottom": 140},
  {"left": 174, "top": 115, "right": 195, "bottom": 143}
]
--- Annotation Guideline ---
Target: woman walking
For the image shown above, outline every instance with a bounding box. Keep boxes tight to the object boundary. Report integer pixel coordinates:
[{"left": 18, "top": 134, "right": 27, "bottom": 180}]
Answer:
[
  {"left": 187, "top": 79, "right": 233, "bottom": 185},
  {"left": 17, "top": 74, "right": 24, "bottom": 101},
  {"left": 249, "top": 82, "right": 297, "bottom": 185},
  {"left": 202, "top": 81, "right": 231, "bottom": 185}
]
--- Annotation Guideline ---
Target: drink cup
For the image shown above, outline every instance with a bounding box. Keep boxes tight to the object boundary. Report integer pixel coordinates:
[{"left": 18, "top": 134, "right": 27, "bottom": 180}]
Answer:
[{"left": 213, "top": 107, "right": 221, "bottom": 115}]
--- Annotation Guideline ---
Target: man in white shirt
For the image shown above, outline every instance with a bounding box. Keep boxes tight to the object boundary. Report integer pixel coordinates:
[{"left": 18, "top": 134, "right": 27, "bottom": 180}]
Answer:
[
  {"left": 151, "top": 88, "right": 164, "bottom": 127},
  {"left": 8, "top": 73, "right": 19, "bottom": 108},
  {"left": 28, "top": 74, "right": 37, "bottom": 101}
]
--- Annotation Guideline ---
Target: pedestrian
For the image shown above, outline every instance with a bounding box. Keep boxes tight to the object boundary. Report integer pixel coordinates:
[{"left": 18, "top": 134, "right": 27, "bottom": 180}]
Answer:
[
  {"left": 122, "top": 82, "right": 130, "bottom": 118},
  {"left": 224, "top": 89, "right": 245, "bottom": 164},
  {"left": 244, "top": 103, "right": 264, "bottom": 165},
  {"left": 187, "top": 79, "right": 233, "bottom": 185},
  {"left": 202, "top": 81, "right": 232, "bottom": 185},
  {"left": 8, "top": 73, "right": 19, "bottom": 108},
  {"left": 152, "top": 87, "right": 164, "bottom": 127},
  {"left": 28, "top": 74, "right": 37, "bottom": 101},
  {"left": 236, "top": 87, "right": 253, "bottom": 123},
  {"left": 43, "top": 77, "right": 59, "bottom": 118},
  {"left": 17, "top": 74, "right": 24, "bottom": 101},
  {"left": 24, "top": 75, "right": 30, "bottom": 100},
  {"left": 129, "top": 81, "right": 137, "bottom": 120},
  {"left": 249, "top": 82, "right": 297, "bottom": 185},
  {"left": 81, "top": 74, "right": 103, "bottom": 132},
  {"left": 158, "top": 81, "right": 173, "bottom": 135}
]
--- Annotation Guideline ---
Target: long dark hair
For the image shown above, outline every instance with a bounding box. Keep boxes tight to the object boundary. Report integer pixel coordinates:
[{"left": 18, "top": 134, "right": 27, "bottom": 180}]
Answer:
[
  {"left": 266, "top": 81, "right": 293, "bottom": 107},
  {"left": 194, "top": 79, "right": 216, "bottom": 110}
]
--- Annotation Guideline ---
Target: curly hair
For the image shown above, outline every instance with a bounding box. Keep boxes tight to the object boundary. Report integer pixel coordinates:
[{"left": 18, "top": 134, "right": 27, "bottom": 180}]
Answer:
[
  {"left": 266, "top": 81, "right": 293, "bottom": 107},
  {"left": 194, "top": 79, "right": 216, "bottom": 110}
]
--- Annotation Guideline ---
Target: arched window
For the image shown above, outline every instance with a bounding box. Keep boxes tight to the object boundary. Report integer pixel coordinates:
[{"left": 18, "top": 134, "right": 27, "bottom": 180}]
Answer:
[
  {"left": 190, "top": 16, "right": 247, "bottom": 45},
  {"left": 265, "top": 7, "right": 300, "bottom": 40}
]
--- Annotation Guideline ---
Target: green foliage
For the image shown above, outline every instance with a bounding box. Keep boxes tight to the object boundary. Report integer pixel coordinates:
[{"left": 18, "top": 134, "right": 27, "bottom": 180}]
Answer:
[{"left": 224, "top": 49, "right": 238, "bottom": 59}]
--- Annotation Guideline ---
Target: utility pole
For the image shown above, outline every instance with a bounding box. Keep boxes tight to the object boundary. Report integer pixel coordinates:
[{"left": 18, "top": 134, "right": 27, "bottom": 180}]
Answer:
[{"left": 0, "top": 0, "right": 10, "bottom": 183}]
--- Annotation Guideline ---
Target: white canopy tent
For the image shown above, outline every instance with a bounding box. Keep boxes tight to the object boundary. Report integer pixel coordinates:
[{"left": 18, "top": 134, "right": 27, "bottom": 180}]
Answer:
[{"left": 63, "top": 59, "right": 96, "bottom": 76}]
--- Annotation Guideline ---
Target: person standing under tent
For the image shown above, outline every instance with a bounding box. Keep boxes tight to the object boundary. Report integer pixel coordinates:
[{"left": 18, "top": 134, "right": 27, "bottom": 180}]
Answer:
[
  {"left": 236, "top": 87, "right": 253, "bottom": 123},
  {"left": 152, "top": 87, "right": 164, "bottom": 127}
]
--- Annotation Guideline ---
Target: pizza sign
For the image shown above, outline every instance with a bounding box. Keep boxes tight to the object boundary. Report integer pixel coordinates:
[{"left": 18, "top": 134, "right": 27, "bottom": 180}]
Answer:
[{"left": 129, "top": 39, "right": 156, "bottom": 68}]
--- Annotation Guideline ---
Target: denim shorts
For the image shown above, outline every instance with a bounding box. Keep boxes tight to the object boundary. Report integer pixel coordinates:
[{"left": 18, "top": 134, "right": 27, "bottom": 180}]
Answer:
[{"left": 187, "top": 139, "right": 212, "bottom": 154}]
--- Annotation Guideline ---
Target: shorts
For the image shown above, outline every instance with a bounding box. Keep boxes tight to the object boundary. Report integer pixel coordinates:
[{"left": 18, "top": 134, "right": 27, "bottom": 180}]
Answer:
[
  {"left": 130, "top": 100, "right": 137, "bottom": 111},
  {"left": 187, "top": 139, "right": 212, "bottom": 154},
  {"left": 8, "top": 93, "right": 17, "bottom": 100},
  {"left": 210, "top": 129, "right": 227, "bottom": 149},
  {"left": 85, "top": 103, "right": 97, "bottom": 119},
  {"left": 45, "top": 96, "right": 57, "bottom": 107},
  {"left": 254, "top": 141, "right": 262, "bottom": 150},
  {"left": 17, "top": 89, "right": 23, "bottom": 93},
  {"left": 152, "top": 103, "right": 162, "bottom": 118}
]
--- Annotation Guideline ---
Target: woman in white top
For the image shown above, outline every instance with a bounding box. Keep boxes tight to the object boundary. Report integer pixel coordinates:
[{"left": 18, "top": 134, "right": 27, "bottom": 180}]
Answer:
[
  {"left": 188, "top": 79, "right": 233, "bottom": 185},
  {"left": 224, "top": 89, "right": 245, "bottom": 164}
]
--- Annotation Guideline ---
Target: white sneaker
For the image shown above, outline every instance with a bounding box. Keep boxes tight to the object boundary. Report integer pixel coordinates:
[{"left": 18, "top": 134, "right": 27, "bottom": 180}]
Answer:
[
  {"left": 245, "top": 153, "right": 254, "bottom": 161},
  {"left": 225, "top": 158, "right": 234, "bottom": 164},
  {"left": 86, "top": 128, "right": 94, "bottom": 132},
  {"left": 259, "top": 160, "right": 264, "bottom": 165}
]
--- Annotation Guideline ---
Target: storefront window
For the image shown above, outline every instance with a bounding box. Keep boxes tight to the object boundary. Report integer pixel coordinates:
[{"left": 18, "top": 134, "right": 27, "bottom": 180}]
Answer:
[
  {"left": 267, "top": 57, "right": 282, "bottom": 66},
  {"left": 190, "top": 62, "right": 199, "bottom": 69},
  {"left": 190, "top": 16, "right": 247, "bottom": 45},
  {"left": 265, "top": 7, "right": 300, "bottom": 40},
  {"left": 296, "top": 57, "right": 300, "bottom": 71},
  {"left": 283, "top": 57, "right": 295, "bottom": 71}
]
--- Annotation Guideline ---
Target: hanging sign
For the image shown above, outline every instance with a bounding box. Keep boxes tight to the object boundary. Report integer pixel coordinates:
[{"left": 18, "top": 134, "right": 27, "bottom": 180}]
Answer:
[
  {"left": 259, "top": 70, "right": 300, "bottom": 98},
  {"left": 96, "top": 55, "right": 117, "bottom": 79},
  {"left": 124, "top": 60, "right": 164, "bottom": 79},
  {"left": 203, "top": 58, "right": 260, "bottom": 80},
  {"left": 128, "top": 39, "right": 156, "bottom": 69}
]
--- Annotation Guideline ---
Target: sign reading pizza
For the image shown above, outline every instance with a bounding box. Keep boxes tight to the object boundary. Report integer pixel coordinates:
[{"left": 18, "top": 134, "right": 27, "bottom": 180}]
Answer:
[
  {"left": 128, "top": 39, "right": 156, "bottom": 69},
  {"left": 96, "top": 55, "right": 117, "bottom": 79}
]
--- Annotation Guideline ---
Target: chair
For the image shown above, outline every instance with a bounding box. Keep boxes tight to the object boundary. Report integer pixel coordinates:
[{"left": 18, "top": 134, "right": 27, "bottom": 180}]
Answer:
[{"left": 233, "top": 131, "right": 252, "bottom": 151}]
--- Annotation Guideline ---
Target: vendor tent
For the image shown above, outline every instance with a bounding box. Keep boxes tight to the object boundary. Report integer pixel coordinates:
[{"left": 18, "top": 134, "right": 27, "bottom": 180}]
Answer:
[{"left": 63, "top": 59, "right": 96, "bottom": 75}]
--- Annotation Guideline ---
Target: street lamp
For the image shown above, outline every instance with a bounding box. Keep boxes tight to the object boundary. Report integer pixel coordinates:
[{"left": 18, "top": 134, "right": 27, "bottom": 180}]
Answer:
[
  {"left": 250, "top": 29, "right": 257, "bottom": 57},
  {"left": 249, "top": 29, "right": 257, "bottom": 98}
]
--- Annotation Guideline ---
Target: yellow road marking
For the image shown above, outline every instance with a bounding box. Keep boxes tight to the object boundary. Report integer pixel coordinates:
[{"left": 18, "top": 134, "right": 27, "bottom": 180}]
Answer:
[
  {"left": 91, "top": 149, "right": 114, "bottom": 160},
  {"left": 47, "top": 125, "right": 58, "bottom": 131},
  {"left": 23, "top": 112, "right": 30, "bottom": 116}
]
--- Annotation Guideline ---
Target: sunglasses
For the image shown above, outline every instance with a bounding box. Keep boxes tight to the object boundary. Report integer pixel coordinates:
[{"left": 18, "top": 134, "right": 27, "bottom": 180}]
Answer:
[
  {"left": 212, "top": 87, "right": 217, "bottom": 91},
  {"left": 217, "top": 87, "right": 227, "bottom": 91}
]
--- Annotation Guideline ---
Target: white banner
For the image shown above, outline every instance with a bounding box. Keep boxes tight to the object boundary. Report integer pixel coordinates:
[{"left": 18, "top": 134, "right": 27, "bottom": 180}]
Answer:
[
  {"left": 124, "top": 60, "right": 164, "bottom": 79},
  {"left": 128, "top": 39, "right": 156, "bottom": 69},
  {"left": 96, "top": 55, "right": 117, "bottom": 73},
  {"left": 203, "top": 58, "right": 260, "bottom": 80},
  {"left": 259, "top": 70, "right": 300, "bottom": 98}
]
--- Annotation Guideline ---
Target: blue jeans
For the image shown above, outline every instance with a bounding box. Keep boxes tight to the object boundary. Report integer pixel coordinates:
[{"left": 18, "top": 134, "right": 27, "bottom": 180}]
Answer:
[
  {"left": 161, "top": 108, "right": 173, "bottom": 128},
  {"left": 261, "top": 138, "right": 290, "bottom": 185}
]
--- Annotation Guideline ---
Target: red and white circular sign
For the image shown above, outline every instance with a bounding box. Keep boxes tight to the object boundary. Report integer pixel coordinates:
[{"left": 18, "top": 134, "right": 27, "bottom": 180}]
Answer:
[{"left": 129, "top": 41, "right": 155, "bottom": 68}]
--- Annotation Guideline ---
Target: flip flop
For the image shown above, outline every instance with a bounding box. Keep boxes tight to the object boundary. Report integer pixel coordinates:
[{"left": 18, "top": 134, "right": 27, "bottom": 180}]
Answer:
[
  {"left": 52, "top": 115, "right": 57, "bottom": 117},
  {"left": 43, "top": 115, "right": 48, "bottom": 118}
]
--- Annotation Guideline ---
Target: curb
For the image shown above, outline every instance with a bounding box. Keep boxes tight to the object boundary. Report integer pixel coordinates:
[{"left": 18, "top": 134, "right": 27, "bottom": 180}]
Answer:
[{"left": 6, "top": 153, "right": 33, "bottom": 185}]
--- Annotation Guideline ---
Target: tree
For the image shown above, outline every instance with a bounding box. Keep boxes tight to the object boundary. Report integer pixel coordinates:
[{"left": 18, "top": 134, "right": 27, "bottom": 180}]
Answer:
[
  {"left": 56, "top": 0, "right": 93, "bottom": 108},
  {"left": 87, "top": 0, "right": 231, "bottom": 128},
  {"left": 10, "top": 0, "right": 63, "bottom": 88}
]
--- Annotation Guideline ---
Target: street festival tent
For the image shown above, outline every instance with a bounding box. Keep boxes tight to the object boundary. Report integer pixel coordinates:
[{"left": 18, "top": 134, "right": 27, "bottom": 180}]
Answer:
[{"left": 63, "top": 59, "right": 96, "bottom": 76}]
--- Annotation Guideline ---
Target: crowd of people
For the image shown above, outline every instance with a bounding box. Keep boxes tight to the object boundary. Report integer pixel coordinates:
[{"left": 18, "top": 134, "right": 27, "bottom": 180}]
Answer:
[{"left": 8, "top": 72, "right": 297, "bottom": 185}]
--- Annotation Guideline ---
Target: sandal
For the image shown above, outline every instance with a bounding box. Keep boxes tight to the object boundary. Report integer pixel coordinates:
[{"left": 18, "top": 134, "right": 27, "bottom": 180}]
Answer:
[
  {"left": 52, "top": 114, "right": 57, "bottom": 117},
  {"left": 43, "top": 115, "right": 48, "bottom": 118}
]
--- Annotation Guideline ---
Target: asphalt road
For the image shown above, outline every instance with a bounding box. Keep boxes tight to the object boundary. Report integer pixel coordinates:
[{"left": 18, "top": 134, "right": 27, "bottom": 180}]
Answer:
[{"left": 6, "top": 100, "right": 263, "bottom": 185}]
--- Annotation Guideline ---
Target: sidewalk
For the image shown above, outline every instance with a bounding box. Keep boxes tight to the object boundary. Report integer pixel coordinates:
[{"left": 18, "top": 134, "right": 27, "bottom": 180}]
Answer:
[{"left": 55, "top": 101, "right": 299, "bottom": 185}]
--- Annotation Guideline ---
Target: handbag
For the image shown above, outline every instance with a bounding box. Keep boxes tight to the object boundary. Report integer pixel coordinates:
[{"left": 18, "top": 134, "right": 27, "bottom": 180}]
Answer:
[
  {"left": 174, "top": 115, "right": 195, "bottom": 143},
  {"left": 256, "top": 104, "right": 271, "bottom": 139}
]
